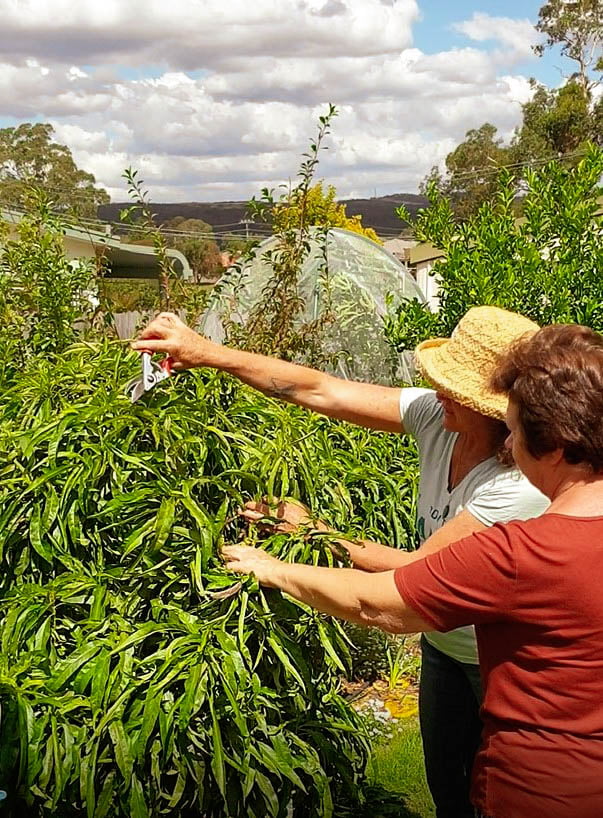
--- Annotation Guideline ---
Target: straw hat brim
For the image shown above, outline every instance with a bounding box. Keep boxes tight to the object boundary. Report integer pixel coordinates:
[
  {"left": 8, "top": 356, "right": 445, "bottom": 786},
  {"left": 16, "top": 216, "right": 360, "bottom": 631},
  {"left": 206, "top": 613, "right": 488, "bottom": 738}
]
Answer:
[{"left": 415, "top": 337, "right": 508, "bottom": 420}]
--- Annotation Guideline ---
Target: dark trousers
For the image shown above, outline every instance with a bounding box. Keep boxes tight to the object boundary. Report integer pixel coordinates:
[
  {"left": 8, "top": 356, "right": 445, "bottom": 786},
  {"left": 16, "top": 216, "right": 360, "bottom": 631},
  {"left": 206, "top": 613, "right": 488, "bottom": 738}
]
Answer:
[{"left": 419, "top": 636, "right": 483, "bottom": 818}]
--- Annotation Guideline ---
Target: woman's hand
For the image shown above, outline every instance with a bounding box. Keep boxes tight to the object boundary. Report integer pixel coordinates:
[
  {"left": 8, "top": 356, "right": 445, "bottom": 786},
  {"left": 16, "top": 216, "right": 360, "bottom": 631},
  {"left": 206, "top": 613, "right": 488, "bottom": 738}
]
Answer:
[
  {"left": 222, "top": 544, "right": 282, "bottom": 587},
  {"left": 239, "top": 498, "right": 329, "bottom": 534}
]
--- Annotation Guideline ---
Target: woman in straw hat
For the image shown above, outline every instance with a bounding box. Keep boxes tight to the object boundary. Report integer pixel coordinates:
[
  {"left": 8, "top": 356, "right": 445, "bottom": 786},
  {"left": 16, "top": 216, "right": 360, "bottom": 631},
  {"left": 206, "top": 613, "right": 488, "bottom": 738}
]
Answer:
[
  {"left": 222, "top": 322, "right": 603, "bottom": 818},
  {"left": 135, "top": 306, "right": 548, "bottom": 818}
]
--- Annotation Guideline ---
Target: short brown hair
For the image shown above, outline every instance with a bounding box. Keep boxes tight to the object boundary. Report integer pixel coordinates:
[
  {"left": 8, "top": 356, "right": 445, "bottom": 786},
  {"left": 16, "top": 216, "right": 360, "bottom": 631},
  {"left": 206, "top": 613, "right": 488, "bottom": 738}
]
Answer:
[{"left": 491, "top": 324, "right": 603, "bottom": 472}]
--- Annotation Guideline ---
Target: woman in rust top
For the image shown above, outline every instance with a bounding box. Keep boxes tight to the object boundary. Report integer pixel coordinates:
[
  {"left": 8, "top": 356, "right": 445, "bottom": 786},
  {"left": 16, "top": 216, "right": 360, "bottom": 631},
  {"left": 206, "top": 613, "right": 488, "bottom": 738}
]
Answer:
[{"left": 224, "top": 323, "right": 603, "bottom": 818}]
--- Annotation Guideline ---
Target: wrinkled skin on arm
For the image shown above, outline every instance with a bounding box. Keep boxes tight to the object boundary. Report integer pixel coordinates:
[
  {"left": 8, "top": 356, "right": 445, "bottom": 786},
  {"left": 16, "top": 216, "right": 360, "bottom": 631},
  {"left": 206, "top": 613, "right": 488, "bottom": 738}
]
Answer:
[
  {"left": 134, "top": 313, "right": 404, "bottom": 432},
  {"left": 221, "top": 544, "right": 433, "bottom": 634}
]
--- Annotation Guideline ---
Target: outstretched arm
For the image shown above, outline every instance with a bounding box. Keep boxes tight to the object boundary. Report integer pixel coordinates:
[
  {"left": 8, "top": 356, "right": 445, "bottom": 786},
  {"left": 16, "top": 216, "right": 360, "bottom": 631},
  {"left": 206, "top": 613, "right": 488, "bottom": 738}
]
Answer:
[
  {"left": 241, "top": 501, "right": 487, "bottom": 572},
  {"left": 221, "top": 545, "right": 433, "bottom": 634},
  {"left": 341, "top": 509, "right": 488, "bottom": 571},
  {"left": 133, "top": 312, "right": 404, "bottom": 432}
]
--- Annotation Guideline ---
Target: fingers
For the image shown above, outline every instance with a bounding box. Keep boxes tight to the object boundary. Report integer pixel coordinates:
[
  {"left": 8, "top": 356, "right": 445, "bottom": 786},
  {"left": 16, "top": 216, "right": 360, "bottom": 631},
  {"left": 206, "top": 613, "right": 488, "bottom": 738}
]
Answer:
[
  {"left": 221, "top": 544, "right": 244, "bottom": 560},
  {"left": 241, "top": 500, "right": 270, "bottom": 515},
  {"left": 221, "top": 545, "right": 281, "bottom": 589},
  {"left": 237, "top": 498, "right": 313, "bottom": 535},
  {"left": 239, "top": 508, "right": 265, "bottom": 522},
  {"left": 136, "top": 319, "right": 170, "bottom": 342},
  {"left": 284, "top": 498, "right": 311, "bottom": 512},
  {"left": 221, "top": 544, "right": 256, "bottom": 574},
  {"left": 156, "top": 312, "right": 181, "bottom": 322},
  {"left": 135, "top": 313, "right": 184, "bottom": 342},
  {"left": 131, "top": 338, "right": 171, "bottom": 353}
]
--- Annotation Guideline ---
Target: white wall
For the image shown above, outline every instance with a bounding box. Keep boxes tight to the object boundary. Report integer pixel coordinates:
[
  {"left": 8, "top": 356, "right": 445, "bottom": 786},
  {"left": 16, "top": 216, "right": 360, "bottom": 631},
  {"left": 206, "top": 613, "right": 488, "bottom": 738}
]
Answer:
[{"left": 415, "top": 260, "right": 440, "bottom": 310}]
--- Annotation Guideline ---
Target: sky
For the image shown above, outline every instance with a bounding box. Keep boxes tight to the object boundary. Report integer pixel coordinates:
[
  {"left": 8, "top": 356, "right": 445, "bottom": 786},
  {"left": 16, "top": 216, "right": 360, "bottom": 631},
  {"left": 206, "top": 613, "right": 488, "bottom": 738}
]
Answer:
[{"left": 0, "top": 0, "right": 570, "bottom": 203}]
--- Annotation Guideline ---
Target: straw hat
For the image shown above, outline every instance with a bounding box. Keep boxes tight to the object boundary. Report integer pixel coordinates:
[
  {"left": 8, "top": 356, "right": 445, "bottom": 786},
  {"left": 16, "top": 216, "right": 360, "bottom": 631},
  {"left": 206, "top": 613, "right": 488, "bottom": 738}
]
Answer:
[{"left": 415, "top": 306, "right": 539, "bottom": 420}]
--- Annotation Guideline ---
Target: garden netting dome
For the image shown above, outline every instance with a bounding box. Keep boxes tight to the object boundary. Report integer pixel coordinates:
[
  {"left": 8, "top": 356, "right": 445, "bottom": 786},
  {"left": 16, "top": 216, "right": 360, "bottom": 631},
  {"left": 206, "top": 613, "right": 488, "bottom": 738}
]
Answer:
[{"left": 200, "top": 227, "right": 426, "bottom": 384}]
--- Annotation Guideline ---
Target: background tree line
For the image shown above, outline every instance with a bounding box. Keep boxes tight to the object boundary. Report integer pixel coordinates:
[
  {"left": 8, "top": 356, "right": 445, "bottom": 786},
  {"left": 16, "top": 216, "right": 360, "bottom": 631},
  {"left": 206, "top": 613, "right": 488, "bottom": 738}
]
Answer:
[{"left": 424, "top": 1, "right": 603, "bottom": 220}]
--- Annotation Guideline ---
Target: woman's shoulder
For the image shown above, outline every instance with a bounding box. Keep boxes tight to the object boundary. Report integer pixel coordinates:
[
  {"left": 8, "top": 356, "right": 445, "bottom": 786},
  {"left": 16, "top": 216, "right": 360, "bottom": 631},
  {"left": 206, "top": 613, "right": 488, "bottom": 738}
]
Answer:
[
  {"left": 466, "top": 464, "right": 550, "bottom": 523},
  {"left": 512, "top": 511, "right": 603, "bottom": 528},
  {"left": 492, "top": 513, "right": 603, "bottom": 557},
  {"left": 399, "top": 387, "right": 444, "bottom": 439}
]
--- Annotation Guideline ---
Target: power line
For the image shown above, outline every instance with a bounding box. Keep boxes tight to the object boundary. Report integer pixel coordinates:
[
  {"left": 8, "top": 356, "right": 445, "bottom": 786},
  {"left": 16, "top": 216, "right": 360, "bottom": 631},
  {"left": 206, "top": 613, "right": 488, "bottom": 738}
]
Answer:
[
  {"left": 3, "top": 146, "right": 588, "bottom": 241},
  {"left": 439, "top": 148, "right": 587, "bottom": 185},
  {"left": 2, "top": 205, "right": 272, "bottom": 242},
  {"left": 1, "top": 143, "right": 590, "bottom": 212}
]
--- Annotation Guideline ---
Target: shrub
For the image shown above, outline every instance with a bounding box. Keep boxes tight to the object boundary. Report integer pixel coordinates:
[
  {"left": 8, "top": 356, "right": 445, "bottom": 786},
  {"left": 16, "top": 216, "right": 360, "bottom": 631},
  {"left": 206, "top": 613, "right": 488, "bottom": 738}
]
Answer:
[
  {"left": 0, "top": 114, "right": 422, "bottom": 817},
  {"left": 0, "top": 191, "right": 97, "bottom": 372},
  {"left": 0, "top": 340, "right": 418, "bottom": 817},
  {"left": 388, "top": 144, "right": 603, "bottom": 349}
]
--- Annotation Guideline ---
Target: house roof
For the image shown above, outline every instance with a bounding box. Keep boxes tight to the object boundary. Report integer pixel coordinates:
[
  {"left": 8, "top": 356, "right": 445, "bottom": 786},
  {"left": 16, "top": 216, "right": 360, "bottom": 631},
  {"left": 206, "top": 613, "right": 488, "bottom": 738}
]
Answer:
[
  {"left": 1, "top": 209, "right": 193, "bottom": 280},
  {"left": 383, "top": 238, "right": 417, "bottom": 253},
  {"left": 409, "top": 242, "right": 446, "bottom": 264}
]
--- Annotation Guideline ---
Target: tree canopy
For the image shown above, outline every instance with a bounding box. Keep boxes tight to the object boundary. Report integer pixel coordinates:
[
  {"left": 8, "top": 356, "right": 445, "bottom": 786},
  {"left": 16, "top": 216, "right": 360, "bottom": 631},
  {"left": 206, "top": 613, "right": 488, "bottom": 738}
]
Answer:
[
  {"left": 421, "top": 2, "right": 603, "bottom": 219},
  {"left": 161, "top": 217, "right": 223, "bottom": 282},
  {"left": 0, "top": 123, "right": 109, "bottom": 219},
  {"left": 534, "top": 0, "right": 603, "bottom": 93},
  {"left": 270, "top": 182, "right": 382, "bottom": 244},
  {"left": 420, "top": 124, "right": 508, "bottom": 221}
]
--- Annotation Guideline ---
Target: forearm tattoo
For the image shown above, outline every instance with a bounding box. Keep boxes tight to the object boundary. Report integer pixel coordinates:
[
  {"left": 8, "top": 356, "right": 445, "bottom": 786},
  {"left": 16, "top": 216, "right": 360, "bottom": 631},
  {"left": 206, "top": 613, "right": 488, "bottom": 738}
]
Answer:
[{"left": 267, "top": 379, "right": 297, "bottom": 399}]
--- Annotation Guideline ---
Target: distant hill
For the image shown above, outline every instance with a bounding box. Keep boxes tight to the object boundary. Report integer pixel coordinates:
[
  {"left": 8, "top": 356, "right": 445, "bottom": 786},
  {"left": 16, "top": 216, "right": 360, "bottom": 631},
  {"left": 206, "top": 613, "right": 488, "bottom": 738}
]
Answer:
[{"left": 97, "top": 192, "right": 428, "bottom": 237}]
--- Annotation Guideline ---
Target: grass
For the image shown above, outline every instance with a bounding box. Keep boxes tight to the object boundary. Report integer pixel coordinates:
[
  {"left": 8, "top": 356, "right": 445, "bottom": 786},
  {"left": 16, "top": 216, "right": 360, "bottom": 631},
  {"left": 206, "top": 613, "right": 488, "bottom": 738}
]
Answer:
[{"left": 367, "top": 716, "right": 435, "bottom": 818}]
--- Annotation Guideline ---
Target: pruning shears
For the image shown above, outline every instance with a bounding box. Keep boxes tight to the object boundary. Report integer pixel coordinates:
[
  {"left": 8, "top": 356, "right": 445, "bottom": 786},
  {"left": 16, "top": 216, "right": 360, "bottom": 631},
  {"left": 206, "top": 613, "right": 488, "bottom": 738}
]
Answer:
[{"left": 125, "top": 352, "right": 173, "bottom": 403}]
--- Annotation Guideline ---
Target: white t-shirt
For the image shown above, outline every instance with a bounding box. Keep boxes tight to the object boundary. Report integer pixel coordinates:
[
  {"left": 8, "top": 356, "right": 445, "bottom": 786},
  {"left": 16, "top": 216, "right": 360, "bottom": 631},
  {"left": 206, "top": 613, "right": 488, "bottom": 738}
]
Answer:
[{"left": 399, "top": 388, "right": 549, "bottom": 664}]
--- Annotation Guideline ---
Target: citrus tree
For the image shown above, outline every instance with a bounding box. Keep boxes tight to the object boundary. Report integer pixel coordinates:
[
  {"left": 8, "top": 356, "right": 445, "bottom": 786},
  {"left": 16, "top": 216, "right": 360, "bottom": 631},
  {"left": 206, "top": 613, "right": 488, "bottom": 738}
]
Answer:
[{"left": 388, "top": 144, "right": 603, "bottom": 349}]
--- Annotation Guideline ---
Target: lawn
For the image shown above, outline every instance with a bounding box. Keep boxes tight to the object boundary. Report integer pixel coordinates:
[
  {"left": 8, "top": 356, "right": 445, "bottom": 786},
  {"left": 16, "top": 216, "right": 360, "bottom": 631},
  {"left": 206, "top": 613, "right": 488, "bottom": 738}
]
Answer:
[{"left": 367, "top": 717, "right": 435, "bottom": 818}]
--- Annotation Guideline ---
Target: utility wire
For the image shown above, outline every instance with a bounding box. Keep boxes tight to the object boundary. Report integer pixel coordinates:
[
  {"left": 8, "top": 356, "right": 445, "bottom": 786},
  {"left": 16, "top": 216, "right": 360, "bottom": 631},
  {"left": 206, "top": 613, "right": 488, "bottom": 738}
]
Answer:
[
  {"left": 3, "top": 146, "right": 587, "bottom": 240},
  {"left": 437, "top": 148, "right": 587, "bottom": 185},
  {"left": 1, "top": 146, "right": 588, "bottom": 201}
]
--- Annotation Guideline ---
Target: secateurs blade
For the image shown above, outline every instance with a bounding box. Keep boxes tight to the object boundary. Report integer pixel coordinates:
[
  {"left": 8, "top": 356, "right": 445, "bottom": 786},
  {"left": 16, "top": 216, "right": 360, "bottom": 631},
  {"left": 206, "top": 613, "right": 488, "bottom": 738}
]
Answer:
[{"left": 125, "top": 352, "right": 173, "bottom": 403}]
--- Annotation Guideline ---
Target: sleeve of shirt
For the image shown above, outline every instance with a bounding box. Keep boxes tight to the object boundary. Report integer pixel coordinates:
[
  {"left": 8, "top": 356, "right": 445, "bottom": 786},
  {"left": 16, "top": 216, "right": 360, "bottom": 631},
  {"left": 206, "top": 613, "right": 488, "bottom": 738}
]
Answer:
[
  {"left": 394, "top": 523, "right": 518, "bottom": 631},
  {"left": 466, "top": 471, "right": 549, "bottom": 527},
  {"left": 398, "top": 387, "right": 441, "bottom": 440}
]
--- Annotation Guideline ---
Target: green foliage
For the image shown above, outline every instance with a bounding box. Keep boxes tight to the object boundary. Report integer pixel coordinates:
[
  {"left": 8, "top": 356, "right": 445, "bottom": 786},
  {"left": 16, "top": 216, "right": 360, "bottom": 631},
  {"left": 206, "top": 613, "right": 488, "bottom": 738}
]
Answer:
[
  {"left": 534, "top": 0, "right": 603, "bottom": 92},
  {"left": 512, "top": 78, "right": 602, "bottom": 163},
  {"left": 423, "top": 3, "right": 603, "bottom": 220},
  {"left": 368, "top": 719, "right": 434, "bottom": 818},
  {"left": 117, "top": 172, "right": 215, "bottom": 324},
  {"left": 383, "top": 296, "right": 439, "bottom": 355},
  {"left": 0, "top": 123, "right": 109, "bottom": 218},
  {"left": 391, "top": 145, "right": 603, "bottom": 348},
  {"left": 120, "top": 169, "right": 179, "bottom": 311},
  {"left": 0, "top": 190, "right": 97, "bottom": 370},
  {"left": 0, "top": 108, "right": 423, "bottom": 817},
  {"left": 219, "top": 106, "right": 399, "bottom": 380},
  {"left": 386, "top": 636, "right": 421, "bottom": 691},
  {"left": 161, "top": 218, "right": 223, "bottom": 283},
  {"left": 421, "top": 124, "right": 509, "bottom": 221},
  {"left": 221, "top": 234, "right": 259, "bottom": 257},
  {"left": 422, "top": 86, "right": 603, "bottom": 220},
  {"left": 271, "top": 181, "right": 382, "bottom": 244},
  {"left": 226, "top": 105, "right": 339, "bottom": 361},
  {"left": 343, "top": 625, "right": 392, "bottom": 683},
  {"left": 97, "top": 280, "right": 212, "bottom": 322},
  {"left": 0, "top": 335, "right": 418, "bottom": 817},
  {"left": 97, "top": 278, "right": 161, "bottom": 313}
]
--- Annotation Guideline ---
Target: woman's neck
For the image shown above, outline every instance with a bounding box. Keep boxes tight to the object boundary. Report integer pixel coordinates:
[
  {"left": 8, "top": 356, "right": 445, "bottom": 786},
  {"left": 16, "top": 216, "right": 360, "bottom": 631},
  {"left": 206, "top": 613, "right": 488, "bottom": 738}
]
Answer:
[
  {"left": 455, "top": 428, "right": 498, "bottom": 459},
  {"left": 449, "top": 427, "right": 499, "bottom": 490},
  {"left": 455, "top": 414, "right": 503, "bottom": 463},
  {"left": 546, "top": 473, "right": 603, "bottom": 516}
]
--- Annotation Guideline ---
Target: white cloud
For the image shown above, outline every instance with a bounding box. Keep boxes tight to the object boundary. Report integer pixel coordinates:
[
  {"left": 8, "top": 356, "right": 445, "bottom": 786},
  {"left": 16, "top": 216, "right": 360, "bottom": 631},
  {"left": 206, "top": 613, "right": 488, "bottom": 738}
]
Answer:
[
  {"left": 452, "top": 12, "right": 542, "bottom": 63},
  {"left": 0, "top": 0, "right": 542, "bottom": 202},
  {"left": 0, "top": 0, "right": 419, "bottom": 66}
]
